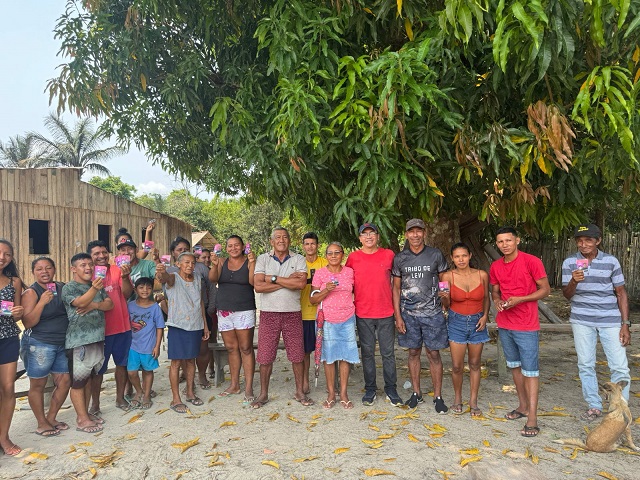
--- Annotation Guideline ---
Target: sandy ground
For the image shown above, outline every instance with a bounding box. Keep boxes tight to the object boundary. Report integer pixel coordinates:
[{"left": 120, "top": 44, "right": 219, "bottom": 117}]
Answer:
[{"left": 2, "top": 293, "right": 640, "bottom": 479}]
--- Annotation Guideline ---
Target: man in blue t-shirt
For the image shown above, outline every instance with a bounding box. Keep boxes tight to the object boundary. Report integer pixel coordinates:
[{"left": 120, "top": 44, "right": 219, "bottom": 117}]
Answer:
[{"left": 562, "top": 224, "right": 631, "bottom": 422}]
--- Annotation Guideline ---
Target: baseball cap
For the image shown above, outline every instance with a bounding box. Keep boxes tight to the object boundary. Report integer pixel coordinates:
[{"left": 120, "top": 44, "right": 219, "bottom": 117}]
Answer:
[
  {"left": 358, "top": 222, "right": 379, "bottom": 234},
  {"left": 116, "top": 237, "right": 138, "bottom": 249},
  {"left": 405, "top": 218, "right": 426, "bottom": 231},
  {"left": 574, "top": 224, "right": 601, "bottom": 239}
]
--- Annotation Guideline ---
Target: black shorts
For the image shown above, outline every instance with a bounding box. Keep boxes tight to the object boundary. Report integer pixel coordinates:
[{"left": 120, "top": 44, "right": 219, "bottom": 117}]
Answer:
[
  {"left": 0, "top": 336, "right": 19, "bottom": 365},
  {"left": 303, "top": 320, "right": 316, "bottom": 354}
]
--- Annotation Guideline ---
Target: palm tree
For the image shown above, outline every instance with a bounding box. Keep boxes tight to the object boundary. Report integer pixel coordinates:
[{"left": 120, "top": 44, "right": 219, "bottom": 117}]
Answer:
[
  {"left": 30, "top": 114, "right": 125, "bottom": 175},
  {"left": 0, "top": 134, "right": 51, "bottom": 168}
]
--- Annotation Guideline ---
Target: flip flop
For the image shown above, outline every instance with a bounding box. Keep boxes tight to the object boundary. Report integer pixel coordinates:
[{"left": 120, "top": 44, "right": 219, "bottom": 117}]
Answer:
[
  {"left": 141, "top": 400, "right": 153, "bottom": 410},
  {"left": 322, "top": 399, "right": 336, "bottom": 409},
  {"left": 294, "top": 396, "right": 315, "bottom": 407},
  {"left": 129, "top": 399, "right": 142, "bottom": 409},
  {"left": 470, "top": 407, "right": 483, "bottom": 417},
  {"left": 340, "top": 400, "right": 354, "bottom": 410},
  {"left": 243, "top": 396, "right": 255, "bottom": 406},
  {"left": 186, "top": 396, "right": 204, "bottom": 406},
  {"left": 116, "top": 403, "right": 131, "bottom": 411},
  {"left": 1, "top": 444, "right": 22, "bottom": 456},
  {"left": 53, "top": 422, "right": 69, "bottom": 431},
  {"left": 505, "top": 409, "right": 527, "bottom": 420},
  {"left": 451, "top": 403, "right": 464, "bottom": 414},
  {"left": 150, "top": 390, "right": 157, "bottom": 398},
  {"left": 198, "top": 382, "right": 212, "bottom": 390},
  {"left": 35, "top": 428, "right": 60, "bottom": 437},
  {"left": 76, "top": 424, "right": 103, "bottom": 433},
  {"left": 251, "top": 399, "right": 269, "bottom": 409},
  {"left": 170, "top": 403, "right": 188, "bottom": 414},
  {"left": 88, "top": 413, "right": 105, "bottom": 424},
  {"left": 219, "top": 390, "right": 240, "bottom": 397},
  {"left": 521, "top": 425, "right": 540, "bottom": 437}
]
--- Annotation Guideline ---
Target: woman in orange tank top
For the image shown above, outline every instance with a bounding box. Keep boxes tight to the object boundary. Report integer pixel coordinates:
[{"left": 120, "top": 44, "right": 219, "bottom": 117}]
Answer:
[{"left": 440, "top": 243, "right": 490, "bottom": 417}]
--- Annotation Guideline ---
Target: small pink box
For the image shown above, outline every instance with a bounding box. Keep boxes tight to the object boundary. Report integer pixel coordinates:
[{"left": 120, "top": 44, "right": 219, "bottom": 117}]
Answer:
[
  {"left": 438, "top": 281, "right": 450, "bottom": 292},
  {"left": 1, "top": 300, "right": 14, "bottom": 315},
  {"left": 93, "top": 266, "right": 107, "bottom": 279},
  {"left": 46, "top": 283, "right": 57, "bottom": 296},
  {"left": 161, "top": 255, "right": 171, "bottom": 266},
  {"left": 576, "top": 259, "right": 589, "bottom": 271},
  {"left": 115, "top": 255, "right": 130, "bottom": 267},
  {"left": 213, "top": 244, "right": 222, "bottom": 256},
  {"left": 194, "top": 245, "right": 203, "bottom": 254},
  {"left": 244, "top": 243, "right": 251, "bottom": 255},
  {"left": 143, "top": 240, "right": 154, "bottom": 252}
]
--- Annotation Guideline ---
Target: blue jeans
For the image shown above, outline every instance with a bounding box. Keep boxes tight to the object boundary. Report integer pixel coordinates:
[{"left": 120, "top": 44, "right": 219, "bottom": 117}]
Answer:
[
  {"left": 498, "top": 329, "right": 539, "bottom": 377},
  {"left": 356, "top": 316, "right": 397, "bottom": 393},
  {"left": 20, "top": 335, "right": 69, "bottom": 378},
  {"left": 572, "top": 323, "right": 631, "bottom": 409}
]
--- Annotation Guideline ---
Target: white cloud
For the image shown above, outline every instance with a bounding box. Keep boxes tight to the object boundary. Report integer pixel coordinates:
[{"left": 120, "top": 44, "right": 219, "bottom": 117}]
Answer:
[{"left": 136, "top": 181, "right": 171, "bottom": 195}]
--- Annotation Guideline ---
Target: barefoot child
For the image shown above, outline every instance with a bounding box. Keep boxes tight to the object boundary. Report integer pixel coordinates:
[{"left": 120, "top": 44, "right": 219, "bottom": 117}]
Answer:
[{"left": 127, "top": 277, "right": 165, "bottom": 409}]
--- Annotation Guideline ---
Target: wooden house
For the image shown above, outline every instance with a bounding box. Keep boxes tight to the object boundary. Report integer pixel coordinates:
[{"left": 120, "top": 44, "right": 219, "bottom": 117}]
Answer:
[
  {"left": 192, "top": 231, "right": 218, "bottom": 250},
  {"left": 0, "top": 168, "right": 191, "bottom": 283}
]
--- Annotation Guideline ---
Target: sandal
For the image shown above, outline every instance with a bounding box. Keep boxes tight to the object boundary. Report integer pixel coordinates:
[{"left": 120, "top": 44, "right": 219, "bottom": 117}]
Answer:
[
  {"left": 186, "top": 396, "right": 204, "bottom": 406},
  {"left": 340, "top": 400, "right": 354, "bottom": 410},
  {"left": 505, "top": 409, "right": 527, "bottom": 420},
  {"left": 251, "top": 399, "right": 269, "bottom": 409},
  {"left": 76, "top": 424, "right": 103, "bottom": 434},
  {"left": 580, "top": 408, "right": 602, "bottom": 422},
  {"left": 1, "top": 444, "right": 22, "bottom": 456},
  {"left": 170, "top": 403, "right": 188, "bottom": 414},
  {"left": 89, "top": 413, "right": 105, "bottom": 424},
  {"left": 470, "top": 407, "right": 483, "bottom": 417},
  {"left": 198, "top": 381, "right": 212, "bottom": 390},
  {"left": 129, "top": 399, "right": 142, "bottom": 409},
  {"left": 323, "top": 399, "right": 336, "bottom": 409},
  {"left": 53, "top": 422, "right": 69, "bottom": 431},
  {"left": 451, "top": 403, "right": 464, "bottom": 414},
  {"left": 521, "top": 425, "right": 540, "bottom": 437},
  {"left": 141, "top": 400, "right": 153, "bottom": 410},
  {"left": 294, "top": 396, "right": 315, "bottom": 407},
  {"left": 35, "top": 428, "right": 60, "bottom": 437}
]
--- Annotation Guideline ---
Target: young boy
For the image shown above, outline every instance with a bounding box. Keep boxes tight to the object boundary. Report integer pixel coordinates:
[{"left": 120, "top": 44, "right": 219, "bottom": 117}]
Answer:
[
  {"left": 62, "top": 253, "right": 114, "bottom": 433},
  {"left": 127, "top": 277, "right": 165, "bottom": 409}
]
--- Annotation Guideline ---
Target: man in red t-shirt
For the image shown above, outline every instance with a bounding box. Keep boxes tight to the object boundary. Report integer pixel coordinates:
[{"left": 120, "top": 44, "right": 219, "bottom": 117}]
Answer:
[
  {"left": 489, "top": 227, "right": 550, "bottom": 438},
  {"left": 345, "top": 223, "right": 403, "bottom": 407},
  {"left": 87, "top": 240, "right": 133, "bottom": 415}
]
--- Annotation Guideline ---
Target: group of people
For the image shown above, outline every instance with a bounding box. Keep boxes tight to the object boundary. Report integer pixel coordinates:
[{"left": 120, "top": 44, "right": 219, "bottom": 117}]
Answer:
[{"left": 0, "top": 218, "right": 632, "bottom": 456}]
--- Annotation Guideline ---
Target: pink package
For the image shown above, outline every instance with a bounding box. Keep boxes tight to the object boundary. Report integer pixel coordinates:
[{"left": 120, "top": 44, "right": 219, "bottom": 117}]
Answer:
[
  {"left": 194, "top": 245, "right": 203, "bottom": 254},
  {"left": 438, "top": 281, "right": 450, "bottom": 292},
  {"left": 244, "top": 243, "right": 251, "bottom": 255},
  {"left": 93, "top": 265, "right": 107, "bottom": 279},
  {"left": 46, "top": 283, "right": 57, "bottom": 296},
  {"left": 115, "top": 255, "right": 130, "bottom": 267},
  {"left": 1, "top": 300, "right": 14, "bottom": 315},
  {"left": 161, "top": 255, "right": 171, "bottom": 266},
  {"left": 213, "top": 244, "right": 222, "bottom": 256},
  {"left": 576, "top": 259, "right": 589, "bottom": 271},
  {"left": 143, "top": 240, "right": 154, "bottom": 252}
]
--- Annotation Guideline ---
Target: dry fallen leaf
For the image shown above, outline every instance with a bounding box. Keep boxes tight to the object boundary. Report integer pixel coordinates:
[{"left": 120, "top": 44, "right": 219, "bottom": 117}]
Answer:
[
  {"left": 531, "top": 455, "right": 539, "bottom": 464},
  {"left": 384, "top": 458, "right": 396, "bottom": 462},
  {"left": 334, "top": 447, "right": 350, "bottom": 454},
  {"left": 482, "top": 440, "right": 490, "bottom": 447},
  {"left": 90, "top": 450, "right": 124, "bottom": 468},
  {"left": 287, "top": 413, "right": 300, "bottom": 423},
  {"left": 537, "top": 411, "right": 571, "bottom": 417},
  {"left": 162, "top": 432, "right": 172, "bottom": 438},
  {"left": 325, "top": 467, "right": 341, "bottom": 473},
  {"left": 127, "top": 412, "right": 143, "bottom": 424},
  {"left": 22, "top": 452, "right": 49, "bottom": 464},
  {"left": 77, "top": 442, "right": 93, "bottom": 447},
  {"left": 544, "top": 447, "right": 560, "bottom": 453},
  {"left": 430, "top": 433, "right": 445, "bottom": 438},
  {"left": 460, "top": 448, "right": 479, "bottom": 455},
  {"left": 66, "top": 445, "right": 77, "bottom": 454},
  {"left": 377, "top": 434, "right": 394, "bottom": 440},
  {"left": 89, "top": 467, "right": 97, "bottom": 478},
  {"left": 407, "top": 434, "right": 419, "bottom": 443},
  {"left": 569, "top": 448, "right": 579, "bottom": 460},
  {"left": 208, "top": 395, "right": 216, "bottom": 403},
  {"left": 269, "top": 413, "right": 280, "bottom": 421},
  {"left": 293, "top": 456, "right": 319, "bottom": 462},
  {"left": 460, "top": 455, "right": 482, "bottom": 467},
  {"left": 437, "top": 470, "right": 455, "bottom": 480},
  {"left": 219, "top": 421, "right": 236, "bottom": 428},
  {"left": 597, "top": 472, "right": 619, "bottom": 480},
  {"left": 363, "top": 468, "right": 396, "bottom": 476},
  {"left": 171, "top": 437, "right": 200, "bottom": 454},
  {"left": 262, "top": 459, "right": 280, "bottom": 469},
  {"left": 362, "top": 438, "right": 383, "bottom": 445},
  {"left": 175, "top": 469, "right": 190, "bottom": 479},
  {"left": 369, "top": 424, "right": 380, "bottom": 432},
  {"left": 155, "top": 408, "right": 169, "bottom": 415}
]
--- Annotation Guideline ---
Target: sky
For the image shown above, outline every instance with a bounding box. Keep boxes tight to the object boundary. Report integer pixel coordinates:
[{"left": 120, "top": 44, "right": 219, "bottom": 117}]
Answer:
[{"left": 0, "top": 1, "right": 191, "bottom": 197}]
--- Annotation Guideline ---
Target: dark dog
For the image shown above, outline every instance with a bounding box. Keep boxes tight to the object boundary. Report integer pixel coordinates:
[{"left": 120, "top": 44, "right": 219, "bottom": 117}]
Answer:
[{"left": 555, "top": 381, "right": 639, "bottom": 452}]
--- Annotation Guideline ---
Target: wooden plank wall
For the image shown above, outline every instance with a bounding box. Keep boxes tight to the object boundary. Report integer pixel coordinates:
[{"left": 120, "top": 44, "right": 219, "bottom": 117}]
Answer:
[
  {"left": 521, "top": 230, "right": 640, "bottom": 298},
  {"left": 0, "top": 168, "right": 192, "bottom": 284}
]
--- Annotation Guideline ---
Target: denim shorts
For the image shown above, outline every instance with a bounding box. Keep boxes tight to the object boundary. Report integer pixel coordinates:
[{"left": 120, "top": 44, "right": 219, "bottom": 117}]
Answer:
[
  {"left": 447, "top": 311, "right": 489, "bottom": 345},
  {"left": 398, "top": 313, "right": 449, "bottom": 351},
  {"left": 20, "top": 335, "right": 69, "bottom": 378},
  {"left": 498, "top": 329, "right": 539, "bottom": 377},
  {"left": 127, "top": 349, "right": 159, "bottom": 372}
]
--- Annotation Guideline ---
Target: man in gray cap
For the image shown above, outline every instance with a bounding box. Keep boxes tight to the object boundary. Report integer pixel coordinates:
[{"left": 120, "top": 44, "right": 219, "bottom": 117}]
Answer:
[
  {"left": 392, "top": 219, "right": 450, "bottom": 412},
  {"left": 562, "top": 224, "right": 631, "bottom": 422}
]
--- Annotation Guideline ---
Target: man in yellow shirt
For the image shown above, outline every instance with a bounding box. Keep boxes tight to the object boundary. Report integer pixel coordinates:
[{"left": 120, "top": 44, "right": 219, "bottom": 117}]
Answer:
[{"left": 300, "top": 232, "right": 328, "bottom": 394}]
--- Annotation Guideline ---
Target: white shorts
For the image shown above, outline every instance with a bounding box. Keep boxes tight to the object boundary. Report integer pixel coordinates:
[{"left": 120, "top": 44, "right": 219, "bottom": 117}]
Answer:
[{"left": 217, "top": 310, "right": 256, "bottom": 332}]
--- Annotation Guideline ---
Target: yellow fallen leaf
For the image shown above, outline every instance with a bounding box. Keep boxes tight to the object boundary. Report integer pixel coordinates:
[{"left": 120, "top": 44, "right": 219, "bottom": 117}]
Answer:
[
  {"left": 162, "top": 432, "right": 172, "bottom": 438},
  {"left": 209, "top": 459, "right": 224, "bottom": 466},
  {"left": 325, "top": 467, "right": 341, "bottom": 473},
  {"left": 334, "top": 447, "right": 350, "bottom": 454},
  {"left": 208, "top": 395, "right": 216, "bottom": 403},
  {"left": 262, "top": 460, "right": 280, "bottom": 469},
  {"left": 269, "top": 413, "right": 279, "bottom": 421},
  {"left": 377, "top": 434, "right": 394, "bottom": 439},
  {"left": 482, "top": 440, "right": 490, "bottom": 447},
  {"left": 89, "top": 467, "right": 97, "bottom": 478},
  {"left": 23, "top": 452, "right": 49, "bottom": 464},
  {"left": 66, "top": 445, "right": 77, "bottom": 454},
  {"left": 552, "top": 406, "right": 565, "bottom": 411},
  {"left": 430, "top": 433, "right": 445, "bottom": 438},
  {"left": 394, "top": 411, "right": 419, "bottom": 420},
  {"left": 570, "top": 448, "right": 579, "bottom": 460},
  {"left": 287, "top": 413, "right": 300, "bottom": 423},
  {"left": 219, "top": 421, "right": 236, "bottom": 427},
  {"left": 384, "top": 458, "right": 396, "bottom": 462},
  {"left": 155, "top": 408, "right": 169, "bottom": 414},
  {"left": 598, "top": 472, "right": 619, "bottom": 480},
  {"left": 311, "top": 414, "right": 322, "bottom": 419},
  {"left": 369, "top": 443, "right": 384, "bottom": 449},
  {"left": 408, "top": 434, "right": 419, "bottom": 443},
  {"left": 172, "top": 437, "right": 200, "bottom": 454},
  {"left": 460, "top": 448, "right": 480, "bottom": 455},
  {"left": 77, "top": 442, "right": 93, "bottom": 447},
  {"left": 501, "top": 449, "right": 511, "bottom": 455},
  {"left": 544, "top": 447, "right": 560, "bottom": 453},
  {"left": 538, "top": 411, "right": 571, "bottom": 417},
  {"left": 460, "top": 455, "right": 482, "bottom": 467},
  {"left": 369, "top": 424, "right": 380, "bottom": 432},
  {"left": 437, "top": 470, "right": 455, "bottom": 480},
  {"left": 363, "top": 468, "right": 396, "bottom": 476},
  {"left": 128, "top": 412, "right": 143, "bottom": 424},
  {"left": 90, "top": 450, "right": 124, "bottom": 468},
  {"left": 525, "top": 447, "right": 531, "bottom": 459},
  {"left": 293, "top": 456, "right": 319, "bottom": 462},
  {"left": 362, "top": 438, "right": 383, "bottom": 445},
  {"left": 175, "top": 469, "right": 190, "bottom": 479},
  {"left": 371, "top": 410, "right": 388, "bottom": 415}
]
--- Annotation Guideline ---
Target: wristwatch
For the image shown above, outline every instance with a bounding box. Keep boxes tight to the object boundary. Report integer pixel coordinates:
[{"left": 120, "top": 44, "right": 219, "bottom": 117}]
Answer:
[
  {"left": 622, "top": 320, "right": 631, "bottom": 326},
  {"left": 271, "top": 275, "right": 277, "bottom": 284}
]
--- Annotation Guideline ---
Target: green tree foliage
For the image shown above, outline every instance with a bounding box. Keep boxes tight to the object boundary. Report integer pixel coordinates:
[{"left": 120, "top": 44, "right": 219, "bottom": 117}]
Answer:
[
  {"left": 49, "top": 0, "right": 640, "bottom": 241},
  {"left": 88, "top": 175, "right": 137, "bottom": 199},
  {"left": 0, "top": 134, "right": 50, "bottom": 168},
  {"left": 30, "top": 114, "right": 124, "bottom": 176}
]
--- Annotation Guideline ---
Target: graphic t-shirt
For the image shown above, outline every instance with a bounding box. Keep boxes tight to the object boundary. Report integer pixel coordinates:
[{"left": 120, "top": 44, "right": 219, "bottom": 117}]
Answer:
[
  {"left": 128, "top": 301, "right": 165, "bottom": 354},
  {"left": 312, "top": 267, "right": 355, "bottom": 323},
  {"left": 489, "top": 251, "right": 547, "bottom": 331},
  {"left": 345, "top": 248, "right": 395, "bottom": 318},
  {"left": 62, "top": 281, "right": 107, "bottom": 349},
  {"left": 392, "top": 246, "right": 449, "bottom": 317},
  {"left": 301, "top": 257, "right": 329, "bottom": 320},
  {"left": 103, "top": 264, "right": 130, "bottom": 336}
]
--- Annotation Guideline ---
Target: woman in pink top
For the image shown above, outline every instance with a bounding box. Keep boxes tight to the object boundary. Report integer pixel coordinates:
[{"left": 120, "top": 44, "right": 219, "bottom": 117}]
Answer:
[
  {"left": 440, "top": 243, "right": 490, "bottom": 417},
  {"left": 310, "top": 242, "right": 359, "bottom": 410}
]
